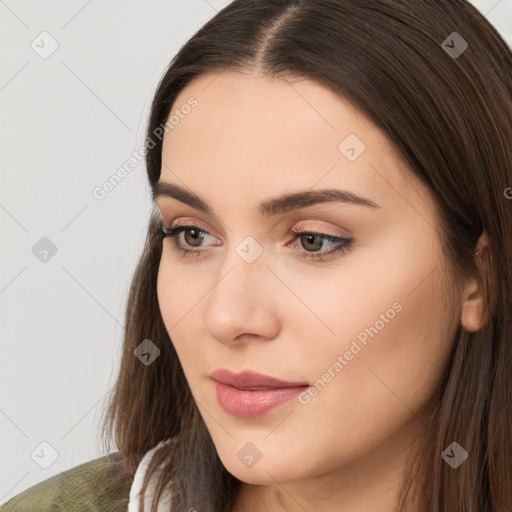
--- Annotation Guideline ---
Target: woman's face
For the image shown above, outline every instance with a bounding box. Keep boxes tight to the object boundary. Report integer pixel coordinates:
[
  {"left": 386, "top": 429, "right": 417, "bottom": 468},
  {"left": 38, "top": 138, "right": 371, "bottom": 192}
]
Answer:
[{"left": 155, "top": 70, "right": 460, "bottom": 495}]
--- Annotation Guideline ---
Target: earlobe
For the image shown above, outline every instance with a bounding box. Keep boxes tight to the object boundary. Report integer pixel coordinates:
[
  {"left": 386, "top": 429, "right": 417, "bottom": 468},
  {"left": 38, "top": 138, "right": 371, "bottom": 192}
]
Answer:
[
  {"left": 459, "top": 232, "right": 490, "bottom": 332},
  {"left": 460, "top": 287, "right": 484, "bottom": 332}
]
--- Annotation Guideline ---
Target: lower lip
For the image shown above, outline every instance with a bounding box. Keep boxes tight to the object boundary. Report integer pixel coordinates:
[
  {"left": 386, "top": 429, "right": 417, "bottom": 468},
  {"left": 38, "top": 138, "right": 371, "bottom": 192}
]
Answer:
[{"left": 213, "top": 380, "right": 308, "bottom": 418}]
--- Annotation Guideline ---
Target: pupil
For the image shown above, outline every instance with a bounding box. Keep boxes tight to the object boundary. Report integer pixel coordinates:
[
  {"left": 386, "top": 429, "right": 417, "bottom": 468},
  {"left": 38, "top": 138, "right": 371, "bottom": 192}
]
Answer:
[
  {"left": 186, "top": 229, "right": 203, "bottom": 247},
  {"left": 304, "top": 234, "right": 321, "bottom": 251}
]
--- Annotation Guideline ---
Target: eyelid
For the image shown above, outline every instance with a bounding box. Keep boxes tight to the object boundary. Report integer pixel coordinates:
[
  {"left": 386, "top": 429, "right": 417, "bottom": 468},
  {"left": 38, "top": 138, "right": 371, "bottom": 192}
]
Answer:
[
  {"left": 165, "top": 216, "right": 348, "bottom": 237},
  {"left": 288, "top": 223, "right": 349, "bottom": 239},
  {"left": 162, "top": 218, "right": 350, "bottom": 243},
  {"left": 166, "top": 218, "right": 218, "bottom": 236}
]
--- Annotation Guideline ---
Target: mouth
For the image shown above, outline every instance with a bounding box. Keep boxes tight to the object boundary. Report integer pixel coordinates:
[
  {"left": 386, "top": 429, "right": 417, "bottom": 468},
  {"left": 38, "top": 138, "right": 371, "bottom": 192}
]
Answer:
[
  {"left": 210, "top": 369, "right": 310, "bottom": 418},
  {"left": 210, "top": 368, "right": 309, "bottom": 389},
  {"left": 235, "top": 386, "right": 279, "bottom": 391}
]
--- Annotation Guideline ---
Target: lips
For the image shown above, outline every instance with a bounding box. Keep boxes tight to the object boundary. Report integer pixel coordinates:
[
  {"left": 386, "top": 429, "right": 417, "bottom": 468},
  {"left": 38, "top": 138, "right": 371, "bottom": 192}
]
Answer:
[
  {"left": 210, "top": 368, "right": 309, "bottom": 389},
  {"left": 210, "top": 369, "right": 310, "bottom": 418}
]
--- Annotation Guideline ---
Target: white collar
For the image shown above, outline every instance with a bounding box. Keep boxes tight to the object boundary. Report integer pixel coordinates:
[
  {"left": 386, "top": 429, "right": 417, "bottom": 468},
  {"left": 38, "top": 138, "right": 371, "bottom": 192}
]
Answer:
[{"left": 128, "top": 439, "right": 173, "bottom": 511}]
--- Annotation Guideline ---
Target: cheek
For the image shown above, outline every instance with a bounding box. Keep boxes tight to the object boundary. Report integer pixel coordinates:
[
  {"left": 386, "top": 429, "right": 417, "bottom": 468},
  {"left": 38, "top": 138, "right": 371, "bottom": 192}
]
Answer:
[
  {"left": 290, "top": 241, "right": 456, "bottom": 443},
  {"left": 272, "top": 293, "right": 451, "bottom": 478},
  {"left": 287, "top": 227, "right": 450, "bottom": 368},
  {"left": 156, "top": 262, "right": 176, "bottom": 327},
  {"left": 156, "top": 260, "right": 203, "bottom": 359},
  {"left": 156, "top": 253, "right": 202, "bottom": 325}
]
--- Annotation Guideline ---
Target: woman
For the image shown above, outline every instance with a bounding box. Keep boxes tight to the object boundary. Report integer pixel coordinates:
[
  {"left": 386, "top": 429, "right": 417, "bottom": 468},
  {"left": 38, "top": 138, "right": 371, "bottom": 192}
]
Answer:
[{"left": 3, "top": 0, "right": 511, "bottom": 511}]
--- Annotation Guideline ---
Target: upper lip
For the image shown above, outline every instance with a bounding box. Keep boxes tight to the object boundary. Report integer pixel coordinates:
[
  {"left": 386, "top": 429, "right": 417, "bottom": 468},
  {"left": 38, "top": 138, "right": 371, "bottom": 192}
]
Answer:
[{"left": 210, "top": 368, "right": 309, "bottom": 389}]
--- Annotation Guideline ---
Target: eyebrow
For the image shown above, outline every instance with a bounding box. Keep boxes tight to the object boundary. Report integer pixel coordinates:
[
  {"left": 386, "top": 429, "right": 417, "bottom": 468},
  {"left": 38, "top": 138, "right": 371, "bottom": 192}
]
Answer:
[{"left": 152, "top": 181, "right": 381, "bottom": 217}]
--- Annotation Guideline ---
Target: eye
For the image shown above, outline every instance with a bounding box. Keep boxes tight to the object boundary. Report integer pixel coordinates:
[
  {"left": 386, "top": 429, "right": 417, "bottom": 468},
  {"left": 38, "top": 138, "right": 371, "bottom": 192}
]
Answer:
[
  {"left": 288, "top": 227, "right": 353, "bottom": 261},
  {"left": 157, "top": 222, "right": 353, "bottom": 262},
  {"left": 158, "top": 223, "right": 219, "bottom": 257}
]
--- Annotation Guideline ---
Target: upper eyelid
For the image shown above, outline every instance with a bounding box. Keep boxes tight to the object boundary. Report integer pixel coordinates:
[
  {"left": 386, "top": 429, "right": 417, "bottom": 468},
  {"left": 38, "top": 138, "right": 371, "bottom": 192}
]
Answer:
[
  {"left": 166, "top": 221, "right": 214, "bottom": 236},
  {"left": 161, "top": 213, "right": 350, "bottom": 236}
]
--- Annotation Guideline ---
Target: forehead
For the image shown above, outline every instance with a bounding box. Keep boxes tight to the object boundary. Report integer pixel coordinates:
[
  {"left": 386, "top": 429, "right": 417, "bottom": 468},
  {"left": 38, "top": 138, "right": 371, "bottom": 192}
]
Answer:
[
  {"left": 165, "top": 70, "right": 374, "bottom": 157},
  {"left": 159, "top": 70, "right": 429, "bottom": 216}
]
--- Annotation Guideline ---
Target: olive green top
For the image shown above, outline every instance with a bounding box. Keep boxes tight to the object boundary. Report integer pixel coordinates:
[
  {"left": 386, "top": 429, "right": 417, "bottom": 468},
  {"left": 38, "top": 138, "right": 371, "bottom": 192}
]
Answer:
[{"left": 0, "top": 452, "right": 131, "bottom": 512}]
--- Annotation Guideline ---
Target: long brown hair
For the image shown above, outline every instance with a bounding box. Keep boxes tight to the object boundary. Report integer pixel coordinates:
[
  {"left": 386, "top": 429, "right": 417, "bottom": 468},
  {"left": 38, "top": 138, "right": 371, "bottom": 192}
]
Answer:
[{"left": 99, "top": 1, "right": 512, "bottom": 510}]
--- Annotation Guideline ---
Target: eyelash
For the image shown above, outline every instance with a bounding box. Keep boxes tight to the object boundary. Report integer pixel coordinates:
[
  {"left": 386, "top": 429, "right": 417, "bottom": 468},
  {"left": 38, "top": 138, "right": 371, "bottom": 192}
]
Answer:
[{"left": 157, "top": 223, "right": 353, "bottom": 262}]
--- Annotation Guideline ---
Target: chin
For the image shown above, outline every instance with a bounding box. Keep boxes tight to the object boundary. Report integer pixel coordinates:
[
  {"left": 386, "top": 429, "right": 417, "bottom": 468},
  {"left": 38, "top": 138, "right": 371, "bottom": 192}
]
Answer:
[
  {"left": 218, "top": 450, "right": 305, "bottom": 486},
  {"left": 224, "top": 463, "right": 282, "bottom": 486}
]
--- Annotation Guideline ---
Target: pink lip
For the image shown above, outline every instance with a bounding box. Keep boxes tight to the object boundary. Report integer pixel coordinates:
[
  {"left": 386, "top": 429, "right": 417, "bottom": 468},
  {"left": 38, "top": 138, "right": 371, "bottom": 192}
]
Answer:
[
  {"left": 210, "top": 369, "right": 309, "bottom": 418},
  {"left": 210, "top": 369, "right": 309, "bottom": 388}
]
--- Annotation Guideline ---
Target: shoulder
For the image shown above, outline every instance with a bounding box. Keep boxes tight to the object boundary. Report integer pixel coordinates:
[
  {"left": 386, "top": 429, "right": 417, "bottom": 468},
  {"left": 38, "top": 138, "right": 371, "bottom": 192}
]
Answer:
[{"left": 0, "top": 451, "right": 131, "bottom": 512}]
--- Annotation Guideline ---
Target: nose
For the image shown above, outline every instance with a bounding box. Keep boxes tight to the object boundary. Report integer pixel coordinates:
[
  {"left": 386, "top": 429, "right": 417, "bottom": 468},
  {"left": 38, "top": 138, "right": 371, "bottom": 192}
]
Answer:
[{"left": 202, "top": 244, "right": 281, "bottom": 346}]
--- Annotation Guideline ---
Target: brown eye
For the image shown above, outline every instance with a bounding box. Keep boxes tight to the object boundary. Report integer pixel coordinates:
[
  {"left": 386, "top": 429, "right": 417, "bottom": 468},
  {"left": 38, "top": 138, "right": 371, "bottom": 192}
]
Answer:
[
  {"left": 159, "top": 223, "right": 220, "bottom": 257},
  {"left": 183, "top": 228, "right": 207, "bottom": 247},
  {"left": 289, "top": 229, "right": 353, "bottom": 261},
  {"left": 299, "top": 233, "right": 324, "bottom": 252}
]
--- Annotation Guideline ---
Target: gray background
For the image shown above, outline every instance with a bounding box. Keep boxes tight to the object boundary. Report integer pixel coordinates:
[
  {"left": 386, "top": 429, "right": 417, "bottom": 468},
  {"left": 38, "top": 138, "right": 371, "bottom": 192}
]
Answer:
[{"left": 1, "top": 0, "right": 511, "bottom": 504}]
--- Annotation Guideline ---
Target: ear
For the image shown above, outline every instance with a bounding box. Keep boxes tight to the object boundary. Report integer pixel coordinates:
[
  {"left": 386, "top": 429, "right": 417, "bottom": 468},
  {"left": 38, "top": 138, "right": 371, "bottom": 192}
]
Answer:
[{"left": 460, "top": 231, "right": 490, "bottom": 332}]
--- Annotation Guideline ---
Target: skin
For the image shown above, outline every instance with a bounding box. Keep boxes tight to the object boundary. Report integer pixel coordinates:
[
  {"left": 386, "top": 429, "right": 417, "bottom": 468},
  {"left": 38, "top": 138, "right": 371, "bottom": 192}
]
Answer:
[{"left": 155, "top": 69, "right": 486, "bottom": 512}]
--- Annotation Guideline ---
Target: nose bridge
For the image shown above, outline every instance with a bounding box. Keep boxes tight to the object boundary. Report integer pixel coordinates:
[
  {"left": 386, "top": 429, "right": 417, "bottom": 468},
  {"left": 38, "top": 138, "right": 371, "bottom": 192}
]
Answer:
[
  {"left": 202, "top": 235, "right": 280, "bottom": 342},
  {"left": 211, "top": 235, "right": 268, "bottom": 308}
]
